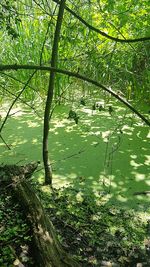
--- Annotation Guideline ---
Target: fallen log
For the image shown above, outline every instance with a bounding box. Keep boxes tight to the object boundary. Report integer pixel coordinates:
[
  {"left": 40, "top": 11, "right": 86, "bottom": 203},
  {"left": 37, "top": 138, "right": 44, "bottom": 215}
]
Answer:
[{"left": 1, "top": 163, "right": 80, "bottom": 267}]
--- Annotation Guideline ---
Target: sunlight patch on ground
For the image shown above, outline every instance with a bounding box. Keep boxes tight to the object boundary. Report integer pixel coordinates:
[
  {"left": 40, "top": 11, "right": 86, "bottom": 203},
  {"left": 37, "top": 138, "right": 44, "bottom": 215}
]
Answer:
[
  {"left": 101, "top": 131, "right": 110, "bottom": 141},
  {"left": 0, "top": 102, "right": 149, "bottom": 210},
  {"left": 146, "top": 180, "right": 150, "bottom": 186},
  {"left": 27, "top": 120, "right": 40, "bottom": 127},
  {"left": 130, "top": 154, "right": 137, "bottom": 159},
  {"left": 147, "top": 130, "right": 150, "bottom": 138},
  {"left": 133, "top": 172, "right": 147, "bottom": 181},
  {"left": 130, "top": 159, "right": 143, "bottom": 168},
  {"left": 145, "top": 155, "right": 150, "bottom": 166},
  {"left": 122, "top": 125, "right": 134, "bottom": 133},
  {"left": 11, "top": 139, "right": 28, "bottom": 146},
  {"left": 117, "top": 195, "right": 128, "bottom": 202},
  {"left": 0, "top": 104, "right": 24, "bottom": 117}
]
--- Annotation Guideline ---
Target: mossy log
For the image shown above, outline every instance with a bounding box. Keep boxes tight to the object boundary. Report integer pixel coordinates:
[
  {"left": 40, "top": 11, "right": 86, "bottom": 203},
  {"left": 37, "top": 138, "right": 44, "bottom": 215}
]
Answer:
[{"left": 1, "top": 163, "right": 80, "bottom": 267}]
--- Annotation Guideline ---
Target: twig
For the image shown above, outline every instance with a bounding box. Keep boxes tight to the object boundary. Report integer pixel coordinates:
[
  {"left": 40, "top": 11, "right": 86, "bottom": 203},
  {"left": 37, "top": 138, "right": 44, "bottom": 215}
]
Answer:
[
  {"left": 1, "top": 64, "right": 149, "bottom": 126},
  {"left": 0, "top": 134, "right": 11, "bottom": 150},
  {"left": 0, "top": 70, "right": 37, "bottom": 134},
  {"left": 1, "top": 72, "right": 40, "bottom": 96},
  {"left": 1, "top": 84, "right": 42, "bottom": 118}
]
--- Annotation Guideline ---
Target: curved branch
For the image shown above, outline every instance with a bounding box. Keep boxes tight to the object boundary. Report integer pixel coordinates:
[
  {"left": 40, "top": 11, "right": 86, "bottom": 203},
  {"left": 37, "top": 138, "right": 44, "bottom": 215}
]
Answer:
[
  {"left": 53, "top": 0, "right": 150, "bottom": 43},
  {"left": 0, "top": 84, "right": 42, "bottom": 118},
  {"left": 1, "top": 72, "right": 41, "bottom": 96},
  {"left": 0, "top": 64, "right": 150, "bottom": 126},
  {"left": 0, "top": 134, "right": 11, "bottom": 150},
  {"left": 0, "top": 70, "right": 37, "bottom": 134}
]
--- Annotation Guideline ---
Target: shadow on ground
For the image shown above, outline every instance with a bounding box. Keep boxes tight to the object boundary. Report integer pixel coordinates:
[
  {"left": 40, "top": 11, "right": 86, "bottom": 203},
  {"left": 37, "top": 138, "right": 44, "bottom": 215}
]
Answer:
[{"left": 0, "top": 102, "right": 149, "bottom": 211}]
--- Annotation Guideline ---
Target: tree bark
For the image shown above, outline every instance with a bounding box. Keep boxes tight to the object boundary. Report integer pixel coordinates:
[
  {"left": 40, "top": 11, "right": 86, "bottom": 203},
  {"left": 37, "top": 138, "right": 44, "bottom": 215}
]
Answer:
[
  {"left": 1, "top": 163, "right": 80, "bottom": 267},
  {"left": 43, "top": 0, "right": 66, "bottom": 185}
]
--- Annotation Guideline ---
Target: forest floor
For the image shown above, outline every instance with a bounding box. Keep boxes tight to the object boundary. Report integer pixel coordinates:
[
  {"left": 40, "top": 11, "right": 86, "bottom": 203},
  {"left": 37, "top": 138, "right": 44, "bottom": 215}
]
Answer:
[
  {"left": 40, "top": 185, "right": 150, "bottom": 267},
  {"left": 0, "top": 187, "right": 34, "bottom": 267},
  {"left": 0, "top": 170, "right": 150, "bottom": 267}
]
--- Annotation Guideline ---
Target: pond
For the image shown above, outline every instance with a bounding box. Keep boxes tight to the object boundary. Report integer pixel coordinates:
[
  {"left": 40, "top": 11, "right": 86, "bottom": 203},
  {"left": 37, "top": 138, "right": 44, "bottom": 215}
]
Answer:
[{"left": 0, "top": 101, "right": 150, "bottom": 213}]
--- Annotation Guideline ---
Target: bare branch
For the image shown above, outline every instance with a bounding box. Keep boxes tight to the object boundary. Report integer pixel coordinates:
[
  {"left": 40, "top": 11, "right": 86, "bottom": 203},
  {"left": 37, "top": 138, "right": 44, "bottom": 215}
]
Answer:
[
  {"left": 0, "top": 70, "right": 37, "bottom": 133},
  {"left": 0, "top": 84, "right": 42, "bottom": 118},
  {"left": 0, "top": 134, "right": 11, "bottom": 150},
  {"left": 1, "top": 72, "right": 41, "bottom": 97},
  {"left": 0, "top": 64, "right": 150, "bottom": 126}
]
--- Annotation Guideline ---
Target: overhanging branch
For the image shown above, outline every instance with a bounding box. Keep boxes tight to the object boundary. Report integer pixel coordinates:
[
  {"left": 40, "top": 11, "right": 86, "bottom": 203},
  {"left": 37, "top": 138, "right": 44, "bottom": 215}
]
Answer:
[
  {"left": 0, "top": 64, "right": 150, "bottom": 126},
  {"left": 53, "top": 0, "right": 150, "bottom": 43}
]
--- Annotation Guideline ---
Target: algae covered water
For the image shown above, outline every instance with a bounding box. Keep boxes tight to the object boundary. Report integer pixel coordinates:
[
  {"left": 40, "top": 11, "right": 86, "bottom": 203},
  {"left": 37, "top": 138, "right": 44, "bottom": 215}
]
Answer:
[{"left": 0, "top": 103, "right": 149, "bottom": 211}]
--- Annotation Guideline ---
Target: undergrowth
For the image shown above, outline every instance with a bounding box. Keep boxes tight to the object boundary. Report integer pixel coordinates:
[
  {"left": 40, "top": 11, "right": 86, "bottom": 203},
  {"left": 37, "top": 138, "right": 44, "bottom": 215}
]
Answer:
[
  {"left": 38, "top": 184, "right": 150, "bottom": 267},
  {"left": 0, "top": 182, "right": 149, "bottom": 267},
  {"left": 0, "top": 188, "right": 33, "bottom": 267}
]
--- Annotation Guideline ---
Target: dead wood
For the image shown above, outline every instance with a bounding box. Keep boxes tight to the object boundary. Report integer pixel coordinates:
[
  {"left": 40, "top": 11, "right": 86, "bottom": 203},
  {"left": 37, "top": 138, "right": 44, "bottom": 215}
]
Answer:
[{"left": 0, "top": 163, "right": 80, "bottom": 267}]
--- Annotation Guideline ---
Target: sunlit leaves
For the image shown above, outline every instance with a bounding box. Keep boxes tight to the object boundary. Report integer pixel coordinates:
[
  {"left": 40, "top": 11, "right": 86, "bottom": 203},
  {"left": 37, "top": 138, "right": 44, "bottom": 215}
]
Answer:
[
  {"left": 0, "top": 0, "right": 150, "bottom": 107},
  {"left": 0, "top": 0, "right": 21, "bottom": 38}
]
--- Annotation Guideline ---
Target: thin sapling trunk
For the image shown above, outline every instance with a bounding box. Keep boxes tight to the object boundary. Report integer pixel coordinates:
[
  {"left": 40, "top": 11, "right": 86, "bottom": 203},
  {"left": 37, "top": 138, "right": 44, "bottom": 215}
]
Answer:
[{"left": 43, "top": 0, "right": 66, "bottom": 185}]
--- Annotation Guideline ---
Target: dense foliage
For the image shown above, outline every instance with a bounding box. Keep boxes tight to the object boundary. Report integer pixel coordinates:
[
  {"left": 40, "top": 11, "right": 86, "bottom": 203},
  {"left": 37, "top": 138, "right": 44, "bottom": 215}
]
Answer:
[
  {"left": 0, "top": 0, "right": 150, "bottom": 107},
  {"left": 0, "top": 0, "right": 150, "bottom": 266}
]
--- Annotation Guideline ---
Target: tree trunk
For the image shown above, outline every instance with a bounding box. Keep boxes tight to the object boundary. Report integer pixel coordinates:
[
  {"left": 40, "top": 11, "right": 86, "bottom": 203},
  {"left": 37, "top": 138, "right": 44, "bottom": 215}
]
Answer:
[
  {"left": 43, "top": 0, "right": 66, "bottom": 185},
  {"left": 1, "top": 163, "right": 80, "bottom": 267}
]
